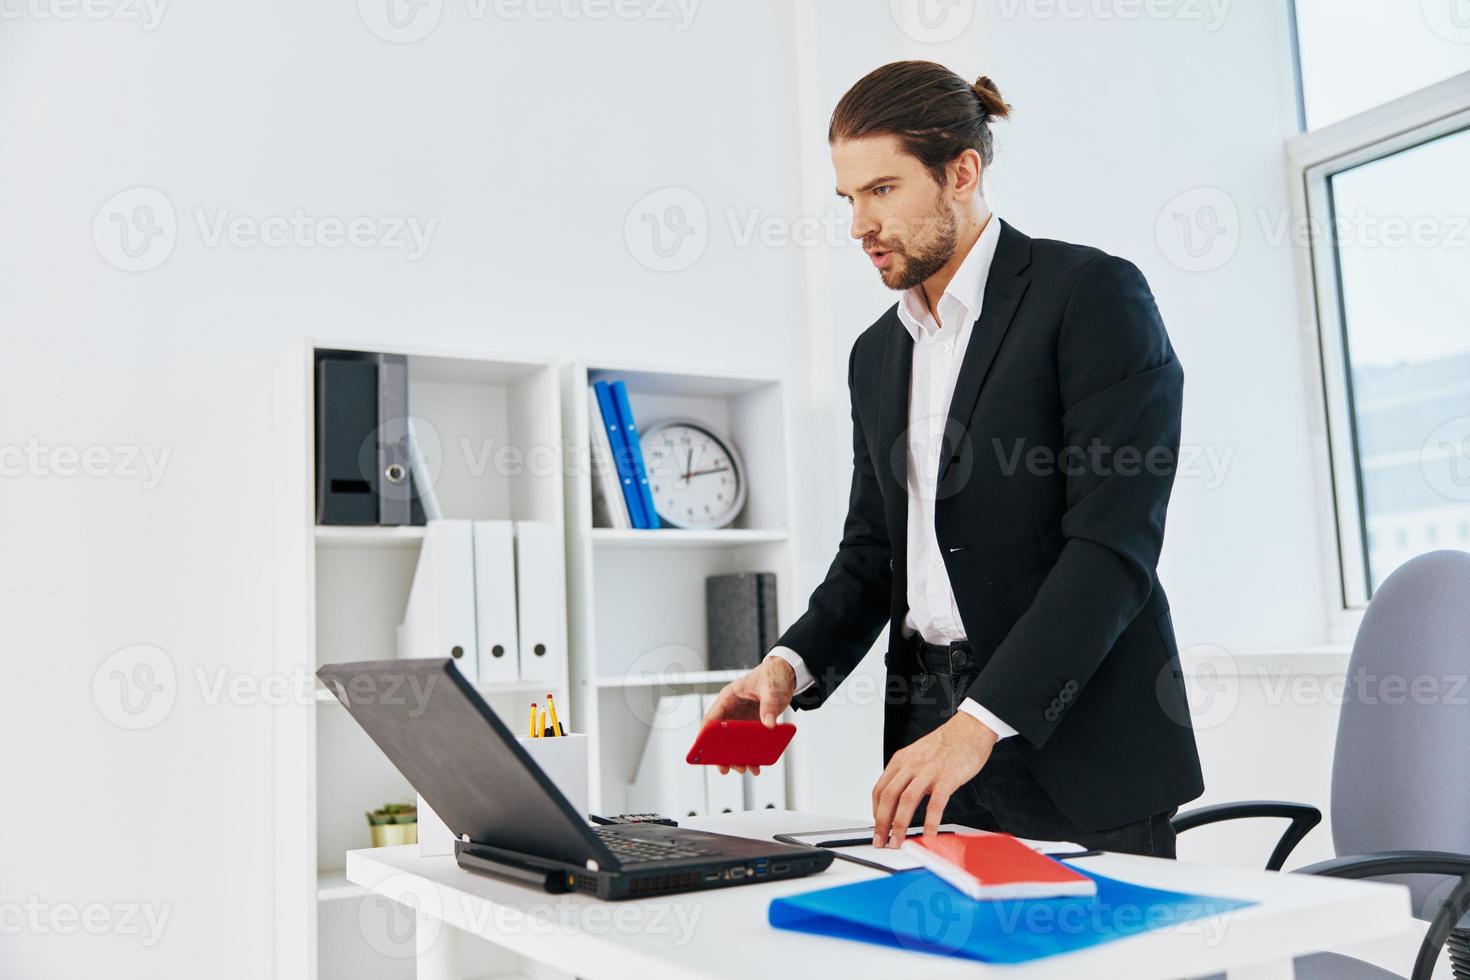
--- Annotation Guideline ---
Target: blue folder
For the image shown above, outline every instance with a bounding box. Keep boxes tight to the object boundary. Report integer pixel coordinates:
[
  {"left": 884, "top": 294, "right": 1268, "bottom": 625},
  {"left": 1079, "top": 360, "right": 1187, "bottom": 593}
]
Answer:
[
  {"left": 609, "top": 380, "right": 661, "bottom": 530},
  {"left": 593, "top": 381, "right": 649, "bottom": 529},
  {"left": 768, "top": 866, "right": 1254, "bottom": 964}
]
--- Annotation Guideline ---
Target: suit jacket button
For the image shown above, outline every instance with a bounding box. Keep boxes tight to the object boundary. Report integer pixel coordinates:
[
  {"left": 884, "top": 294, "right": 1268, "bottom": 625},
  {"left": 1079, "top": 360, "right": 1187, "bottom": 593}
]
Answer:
[
  {"left": 1064, "top": 680, "right": 1079, "bottom": 694},
  {"left": 1058, "top": 688, "right": 1073, "bottom": 704},
  {"left": 1049, "top": 697, "right": 1062, "bottom": 711},
  {"left": 1043, "top": 707, "right": 1059, "bottom": 722}
]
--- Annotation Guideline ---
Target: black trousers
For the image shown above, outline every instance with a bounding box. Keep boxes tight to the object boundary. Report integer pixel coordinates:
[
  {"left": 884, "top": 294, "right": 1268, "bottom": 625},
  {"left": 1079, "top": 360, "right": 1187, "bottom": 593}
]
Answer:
[{"left": 896, "top": 636, "right": 1177, "bottom": 858}]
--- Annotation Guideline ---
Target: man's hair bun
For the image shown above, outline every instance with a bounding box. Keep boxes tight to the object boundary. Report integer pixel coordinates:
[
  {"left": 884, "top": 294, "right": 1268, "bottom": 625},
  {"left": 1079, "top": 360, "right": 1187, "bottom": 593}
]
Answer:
[{"left": 972, "top": 75, "right": 1012, "bottom": 121}]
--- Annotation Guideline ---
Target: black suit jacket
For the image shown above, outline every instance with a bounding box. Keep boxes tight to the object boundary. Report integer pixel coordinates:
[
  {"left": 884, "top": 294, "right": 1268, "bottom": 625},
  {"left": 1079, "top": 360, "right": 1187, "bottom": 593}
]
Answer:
[{"left": 777, "top": 219, "right": 1203, "bottom": 831}]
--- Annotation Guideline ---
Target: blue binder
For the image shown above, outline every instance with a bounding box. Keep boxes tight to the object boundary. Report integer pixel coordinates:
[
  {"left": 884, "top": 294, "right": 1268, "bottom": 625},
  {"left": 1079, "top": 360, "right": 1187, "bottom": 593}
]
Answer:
[
  {"left": 609, "top": 381, "right": 661, "bottom": 530},
  {"left": 592, "top": 381, "right": 649, "bottom": 529},
  {"left": 768, "top": 866, "right": 1254, "bottom": 964}
]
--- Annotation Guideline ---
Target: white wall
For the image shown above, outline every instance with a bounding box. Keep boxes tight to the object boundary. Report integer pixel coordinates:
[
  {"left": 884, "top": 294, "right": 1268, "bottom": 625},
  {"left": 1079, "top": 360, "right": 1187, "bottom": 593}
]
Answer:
[
  {"left": 0, "top": 3, "right": 807, "bottom": 976},
  {"left": 1, "top": 3, "right": 1351, "bottom": 977}
]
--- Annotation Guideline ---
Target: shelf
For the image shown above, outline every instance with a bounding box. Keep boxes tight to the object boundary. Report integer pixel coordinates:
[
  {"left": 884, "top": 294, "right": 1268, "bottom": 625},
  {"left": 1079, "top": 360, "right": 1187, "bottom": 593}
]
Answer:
[
  {"left": 595, "top": 668, "right": 746, "bottom": 688},
  {"left": 316, "top": 870, "right": 365, "bottom": 903},
  {"left": 314, "top": 525, "right": 426, "bottom": 548},
  {"left": 586, "top": 364, "right": 781, "bottom": 398},
  {"left": 589, "top": 528, "right": 787, "bottom": 548},
  {"left": 315, "top": 678, "right": 557, "bottom": 702}
]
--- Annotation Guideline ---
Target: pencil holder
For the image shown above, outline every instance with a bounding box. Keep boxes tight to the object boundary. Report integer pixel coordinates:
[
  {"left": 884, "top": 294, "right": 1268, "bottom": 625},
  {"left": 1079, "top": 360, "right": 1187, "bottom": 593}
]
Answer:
[{"left": 515, "top": 732, "right": 590, "bottom": 818}]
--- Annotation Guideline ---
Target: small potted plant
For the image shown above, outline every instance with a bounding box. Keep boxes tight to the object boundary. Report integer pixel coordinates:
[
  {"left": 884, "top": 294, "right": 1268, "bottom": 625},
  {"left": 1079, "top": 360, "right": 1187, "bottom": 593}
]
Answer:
[{"left": 366, "top": 803, "right": 418, "bottom": 847}]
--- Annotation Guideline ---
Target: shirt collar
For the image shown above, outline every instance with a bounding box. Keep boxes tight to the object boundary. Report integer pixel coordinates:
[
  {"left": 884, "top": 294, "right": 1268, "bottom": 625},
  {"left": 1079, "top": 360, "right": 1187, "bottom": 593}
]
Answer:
[{"left": 896, "top": 213, "right": 1001, "bottom": 343}]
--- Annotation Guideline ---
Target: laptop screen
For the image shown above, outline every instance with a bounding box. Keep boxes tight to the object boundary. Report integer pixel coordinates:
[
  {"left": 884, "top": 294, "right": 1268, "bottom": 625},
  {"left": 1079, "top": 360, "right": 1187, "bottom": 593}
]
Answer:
[{"left": 317, "top": 658, "right": 612, "bottom": 867}]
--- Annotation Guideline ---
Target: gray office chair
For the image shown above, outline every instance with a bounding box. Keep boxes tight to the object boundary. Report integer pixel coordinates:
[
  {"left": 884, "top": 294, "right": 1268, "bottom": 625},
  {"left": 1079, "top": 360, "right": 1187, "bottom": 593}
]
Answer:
[{"left": 1172, "top": 549, "right": 1470, "bottom": 980}]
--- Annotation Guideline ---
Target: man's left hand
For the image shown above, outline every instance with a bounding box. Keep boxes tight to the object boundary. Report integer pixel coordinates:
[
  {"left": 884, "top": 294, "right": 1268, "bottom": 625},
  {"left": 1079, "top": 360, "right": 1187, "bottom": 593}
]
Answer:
[{"left": 871, "top": 711, "right": 998, "bottom": 847}]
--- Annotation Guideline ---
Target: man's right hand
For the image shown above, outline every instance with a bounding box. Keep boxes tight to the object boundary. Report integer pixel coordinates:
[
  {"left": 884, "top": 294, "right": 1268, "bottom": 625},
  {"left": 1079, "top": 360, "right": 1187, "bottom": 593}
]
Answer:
[{"left": 701, "top": 655, "right": 797, "bottom": 776}]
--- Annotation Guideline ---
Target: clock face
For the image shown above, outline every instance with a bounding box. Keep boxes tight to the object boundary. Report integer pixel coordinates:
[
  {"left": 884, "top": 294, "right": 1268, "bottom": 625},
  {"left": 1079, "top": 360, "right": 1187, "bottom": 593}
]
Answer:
[{"left": 641, "top": 421, "right": 746, "bottom": 529}]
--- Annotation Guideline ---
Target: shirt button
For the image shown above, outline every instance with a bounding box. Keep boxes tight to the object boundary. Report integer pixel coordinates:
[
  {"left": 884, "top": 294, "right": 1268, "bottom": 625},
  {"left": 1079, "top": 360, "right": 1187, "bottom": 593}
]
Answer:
[{"left": 938, "top": 343, "right": 950, "bottom": 354}]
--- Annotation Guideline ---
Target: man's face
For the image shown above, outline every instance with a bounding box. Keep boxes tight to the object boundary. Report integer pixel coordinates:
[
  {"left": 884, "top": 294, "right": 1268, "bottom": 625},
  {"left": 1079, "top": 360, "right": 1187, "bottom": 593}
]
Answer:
[{"left": 832, "top": 134, "right": 958, "bottom": 292}]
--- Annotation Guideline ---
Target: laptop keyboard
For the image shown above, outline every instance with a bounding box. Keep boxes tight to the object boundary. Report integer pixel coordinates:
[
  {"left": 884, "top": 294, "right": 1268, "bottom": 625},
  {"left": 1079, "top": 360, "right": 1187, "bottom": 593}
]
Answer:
[{"left": 593, "top": 827, "right": 716, "bottom": 862}]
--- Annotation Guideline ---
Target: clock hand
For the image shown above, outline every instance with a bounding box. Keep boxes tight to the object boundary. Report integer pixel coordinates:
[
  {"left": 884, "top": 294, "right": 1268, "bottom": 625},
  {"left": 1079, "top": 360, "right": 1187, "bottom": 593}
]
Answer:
[
  {"left": 683, "top": 448, "right": 693, "bottom": 483},
  {"left": 685, "top": 464, "right": 730, "bottom": 478}
]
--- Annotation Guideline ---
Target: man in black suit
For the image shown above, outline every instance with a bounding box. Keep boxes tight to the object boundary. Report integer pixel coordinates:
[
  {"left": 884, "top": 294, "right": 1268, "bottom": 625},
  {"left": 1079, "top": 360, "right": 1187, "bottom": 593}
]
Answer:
[{"left": 706, "top": 62, "right": 1202, "bottom": 857}]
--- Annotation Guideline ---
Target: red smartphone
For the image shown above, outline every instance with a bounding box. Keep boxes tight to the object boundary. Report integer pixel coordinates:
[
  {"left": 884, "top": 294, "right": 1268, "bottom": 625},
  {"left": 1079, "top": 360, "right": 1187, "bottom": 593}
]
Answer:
[{"left": 685, "top": 719, "right": 796, "bottom": 767}]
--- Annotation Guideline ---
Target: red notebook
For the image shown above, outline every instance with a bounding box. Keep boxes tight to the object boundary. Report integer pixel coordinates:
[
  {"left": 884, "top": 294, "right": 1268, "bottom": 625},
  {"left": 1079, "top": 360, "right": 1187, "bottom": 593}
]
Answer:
[{"left": 901, "top": 832, "right": 1098, "bottom": 900}]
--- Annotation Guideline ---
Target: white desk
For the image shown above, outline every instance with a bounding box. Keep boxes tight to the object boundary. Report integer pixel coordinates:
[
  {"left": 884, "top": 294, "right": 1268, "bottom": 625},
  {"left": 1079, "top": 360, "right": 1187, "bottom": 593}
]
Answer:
[{"left": 345, "top": 809, "right": 1414, "bottom": 980}]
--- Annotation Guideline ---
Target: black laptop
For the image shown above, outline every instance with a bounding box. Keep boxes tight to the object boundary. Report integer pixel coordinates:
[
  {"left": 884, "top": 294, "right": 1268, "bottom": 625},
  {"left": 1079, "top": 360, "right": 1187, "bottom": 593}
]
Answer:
[{"left": 317, "top": 658, "right": 834, "bottom": 900}]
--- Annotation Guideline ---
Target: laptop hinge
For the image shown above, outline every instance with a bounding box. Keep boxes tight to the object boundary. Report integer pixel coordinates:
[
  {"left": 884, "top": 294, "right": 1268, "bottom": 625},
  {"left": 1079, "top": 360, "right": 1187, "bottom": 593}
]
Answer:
[
  {"left": 455, "top": 840, "right": 576, "bottom": 891},
  {"left": 459, "top": 837, "right": 613, "bottom": 875}
]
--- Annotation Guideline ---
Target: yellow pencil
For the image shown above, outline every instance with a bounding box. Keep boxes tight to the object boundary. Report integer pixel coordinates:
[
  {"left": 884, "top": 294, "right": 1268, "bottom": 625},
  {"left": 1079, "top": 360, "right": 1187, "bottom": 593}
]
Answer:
[
  {"left": 529, "top": 702, "right": 538, "bottom": 738},
  {"left": 546, "top": 693, "right": 563, "bottom": 737},
  {"left": 539, "top": 708, "right": 549, "bottom": 738}
]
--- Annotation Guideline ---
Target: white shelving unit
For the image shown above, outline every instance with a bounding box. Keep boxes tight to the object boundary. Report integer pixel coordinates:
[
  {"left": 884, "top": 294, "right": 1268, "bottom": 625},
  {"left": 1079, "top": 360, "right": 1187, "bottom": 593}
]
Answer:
[
  {"left": 274, "top": 342, "right": 570, "bottom": 980},
  {"left": 561, "top": 361, "right": 802, "bottom": 816},
  {"left": 588, "top": 527, "right": 789, "bottom": 548},
  {"left": 313, "top": 525, "right": 427, "bottom": 548}
]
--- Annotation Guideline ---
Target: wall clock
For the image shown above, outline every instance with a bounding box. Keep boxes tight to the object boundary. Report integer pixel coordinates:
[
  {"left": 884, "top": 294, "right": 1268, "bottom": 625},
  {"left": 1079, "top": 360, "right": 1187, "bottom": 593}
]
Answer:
[{"left": 640, "top": 419, "right": 747, "bottom": 529}]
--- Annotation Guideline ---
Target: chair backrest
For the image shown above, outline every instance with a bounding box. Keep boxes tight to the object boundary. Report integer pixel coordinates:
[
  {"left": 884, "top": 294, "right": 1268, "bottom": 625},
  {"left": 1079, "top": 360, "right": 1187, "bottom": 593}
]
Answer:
[{"left": 1332, "top": 549, "right": 1470, "bottom": 918}]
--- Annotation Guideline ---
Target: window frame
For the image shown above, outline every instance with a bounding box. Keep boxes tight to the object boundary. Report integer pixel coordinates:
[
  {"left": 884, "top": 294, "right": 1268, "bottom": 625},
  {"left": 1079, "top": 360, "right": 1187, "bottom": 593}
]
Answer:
[{"left": 1286, "top": 70, "right": 1470, "bottom": 638}]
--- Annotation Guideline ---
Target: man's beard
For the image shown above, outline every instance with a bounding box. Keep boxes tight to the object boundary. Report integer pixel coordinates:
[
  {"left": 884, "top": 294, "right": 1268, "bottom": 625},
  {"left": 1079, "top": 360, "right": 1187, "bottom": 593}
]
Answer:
[{"left": 879, "top": 197, "right": 958, "bottom": 291}]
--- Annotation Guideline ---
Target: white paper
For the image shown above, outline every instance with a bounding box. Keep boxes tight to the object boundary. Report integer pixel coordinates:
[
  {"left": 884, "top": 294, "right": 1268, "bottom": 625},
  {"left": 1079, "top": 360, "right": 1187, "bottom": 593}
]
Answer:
[
  {"left": 828, "top": 844, "right": 927, "bottom": 870},
  {"left": 780, "top": 824, "right": 1088, "bottom": 872}
]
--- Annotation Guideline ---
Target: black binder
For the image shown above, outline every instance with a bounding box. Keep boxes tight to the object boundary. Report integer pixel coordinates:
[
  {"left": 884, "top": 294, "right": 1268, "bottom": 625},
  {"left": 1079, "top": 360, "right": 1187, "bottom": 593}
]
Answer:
[
  {"left": 315, "top": 349, "right": 414, "bottom": 526},
  {"left": 705, "top": 572, "right": 778, "bottom": 670}
]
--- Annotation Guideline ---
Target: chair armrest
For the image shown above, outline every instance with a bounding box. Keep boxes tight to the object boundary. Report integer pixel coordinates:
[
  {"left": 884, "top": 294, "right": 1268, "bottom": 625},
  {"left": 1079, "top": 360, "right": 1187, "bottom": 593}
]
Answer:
[
  {"left": 1295, "top": 850, "right": 1470, "bottom": 980},
  {"left": 1171, "top": 801, "right": 1322, "bottom": 871},
  {"left": 1294, "top": 850, "right": 1470, "bottom": 880}
]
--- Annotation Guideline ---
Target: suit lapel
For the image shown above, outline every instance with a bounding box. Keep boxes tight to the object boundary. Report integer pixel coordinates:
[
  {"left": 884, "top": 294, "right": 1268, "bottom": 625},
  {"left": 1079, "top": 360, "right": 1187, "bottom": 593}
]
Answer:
[
  {"left": 875, "top": 312, "right": 913, "bottom": 568},
  {"left": 875, "top": 311, "right": 913, "bottom": 480},
  {"left": 936, "top": 219, "right": 1032, "bottom": 486}
]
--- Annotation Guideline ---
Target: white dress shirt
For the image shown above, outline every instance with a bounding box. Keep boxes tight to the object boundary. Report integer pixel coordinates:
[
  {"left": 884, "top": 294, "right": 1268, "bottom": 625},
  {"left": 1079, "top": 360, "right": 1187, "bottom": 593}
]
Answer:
[{"left": 767, "top": 213, "right": 1017, "bottom": 740}]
